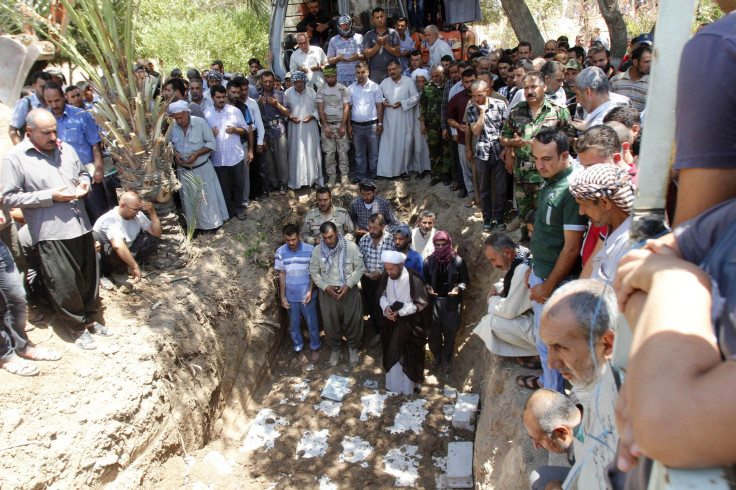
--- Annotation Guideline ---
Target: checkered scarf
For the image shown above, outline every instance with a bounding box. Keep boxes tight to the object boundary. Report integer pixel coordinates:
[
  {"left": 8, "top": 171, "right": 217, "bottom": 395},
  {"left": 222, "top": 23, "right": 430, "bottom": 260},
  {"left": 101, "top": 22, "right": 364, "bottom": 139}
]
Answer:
[
  {"left": 569, "top": 164, "right": 635, "bottom": 213},
  {"left": 320, "top": 232, "right": 348, "bottom": 286}
]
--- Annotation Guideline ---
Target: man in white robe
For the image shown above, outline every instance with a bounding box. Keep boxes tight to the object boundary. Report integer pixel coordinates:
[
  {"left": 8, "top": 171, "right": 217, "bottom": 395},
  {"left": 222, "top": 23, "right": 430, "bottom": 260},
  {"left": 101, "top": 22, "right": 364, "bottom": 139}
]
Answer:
[
  {"left": 474, "top": 233, "right": 537, "bottom": 358},
  {"left": 377, "top": 60, "right": 419, "bottom": 178},
  {"left": 284, "top": 71, "right": 323, "bottom": 189},
  {"left": 377, "top": 250, "right": 429, "bottom": 395},
  {"left": 409, "top": 69, "right": 431, "bottom": 175}
]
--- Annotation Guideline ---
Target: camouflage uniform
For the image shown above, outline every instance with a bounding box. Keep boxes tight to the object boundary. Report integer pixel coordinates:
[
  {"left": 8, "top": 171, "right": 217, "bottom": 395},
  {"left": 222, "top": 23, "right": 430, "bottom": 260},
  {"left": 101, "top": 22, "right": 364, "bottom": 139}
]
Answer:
[
  {"left": 502, "top": 99, "right": 573, "bottom": 223},
  {"left": 317, "top": 83, "right": 350, "bottom": 178},
  {"left": 301, "top": 205, "right": 355, "bottom": 245},
  {"left": 419, "top": 81, "right": 451, "bottom": 179}
]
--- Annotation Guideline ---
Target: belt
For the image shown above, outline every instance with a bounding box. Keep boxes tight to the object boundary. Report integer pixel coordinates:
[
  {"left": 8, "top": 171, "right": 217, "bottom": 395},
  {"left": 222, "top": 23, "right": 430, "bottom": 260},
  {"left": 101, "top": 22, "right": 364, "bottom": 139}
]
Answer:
[
  {"left": 351, "top": 119, "right": 378, "bottom": 126},
  {"left": 177, "top": 161, "right": 208, "bottom": 170},
  {"left": 326, "top": 119, "right": 343, "bottom": 124}
]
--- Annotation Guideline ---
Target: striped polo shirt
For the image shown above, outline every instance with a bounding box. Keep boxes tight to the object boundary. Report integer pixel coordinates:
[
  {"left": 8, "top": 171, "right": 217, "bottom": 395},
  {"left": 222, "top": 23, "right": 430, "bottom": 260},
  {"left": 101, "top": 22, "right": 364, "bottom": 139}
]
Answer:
[
  {"left": 274, "top": 242, "right": 314, "bottom": 302},
  {"left": 610, "top": 68, "right": 649, "bottom": 112}
]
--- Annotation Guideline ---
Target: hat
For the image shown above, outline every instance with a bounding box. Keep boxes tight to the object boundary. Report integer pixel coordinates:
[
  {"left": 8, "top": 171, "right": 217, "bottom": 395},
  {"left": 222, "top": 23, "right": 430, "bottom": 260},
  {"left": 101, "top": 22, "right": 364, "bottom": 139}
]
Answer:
[
  {"left": 565, "top": 59, "right": 582, "bottom": 71},
  {"left": 637, "top": 33, "right": 653, "bottom": 46},
  {"left": 167, "top": 100, "right": 190, "bottom": 115},
  {"left": 358, "top": 178, "right": 377, "bottom": 190},
  {"left": 291, "top": 70, "right": 307, "bottom": 82},
  {"left": 381, "top": 250, "right": 406, "bottom": 264},
  {"left": 284, "top": 72, "right": 292, "bottom": 79},
  {"left": 411, "top": 68, "right": 429, "bottom": 82}
]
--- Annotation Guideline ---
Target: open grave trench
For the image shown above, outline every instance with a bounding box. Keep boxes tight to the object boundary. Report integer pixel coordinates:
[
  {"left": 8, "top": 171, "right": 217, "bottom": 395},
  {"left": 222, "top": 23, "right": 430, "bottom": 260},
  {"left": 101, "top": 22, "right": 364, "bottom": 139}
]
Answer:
[{"left": 0, "top": 179, "right": 547, "bottom": 489}]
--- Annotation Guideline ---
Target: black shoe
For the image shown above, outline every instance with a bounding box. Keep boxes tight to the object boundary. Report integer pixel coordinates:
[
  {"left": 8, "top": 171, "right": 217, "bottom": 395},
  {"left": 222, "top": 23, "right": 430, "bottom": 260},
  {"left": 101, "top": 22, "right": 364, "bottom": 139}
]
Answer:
[
  {"left": 496, "top": 222, "right": 507, "bottom": 231},
  {"left": 236, "top": 209, "right": 247, "bottom": 220},
  {"left": 442, "top": 178, "right": 452, "bottom": 186},
  {"left": 401, "top": 173, "right": 411, "bottom": 181},
  {"left": 429, "top": 178, "right": 440, "bottom": 186},
  {"left": 483, "top": 219, "right": 493, "bottom": 231},
  {"left": 415, "top": 171, "right": 427, "bottom": 180},
  {"left": 457, "top": 189, "right": 468, "bottom": 198},
  {"left": 350, "top": 177, "right": 360, "bottom": 184}
]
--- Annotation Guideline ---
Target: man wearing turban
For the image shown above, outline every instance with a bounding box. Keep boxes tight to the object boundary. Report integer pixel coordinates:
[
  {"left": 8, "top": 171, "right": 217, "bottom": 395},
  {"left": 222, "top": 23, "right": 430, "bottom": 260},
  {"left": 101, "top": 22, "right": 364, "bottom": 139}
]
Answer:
[
  {"left": 377, "top": 250, "right": 430, "bottom": 394},
  {"left": 284, "top": 70, "right": 323, "bottom": 189}
]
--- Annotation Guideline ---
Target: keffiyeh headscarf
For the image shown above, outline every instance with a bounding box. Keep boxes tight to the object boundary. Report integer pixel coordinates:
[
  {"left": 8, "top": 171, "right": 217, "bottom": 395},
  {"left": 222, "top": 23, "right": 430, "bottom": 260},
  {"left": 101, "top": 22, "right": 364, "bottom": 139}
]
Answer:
[
  {"left": 337, "top": 14, "right": 354, "bottom": 37},
  {"left": 320, "top": 232, "right": 348, "bottom": 286},
  {"left": 205, "top": 71, "right": 223, "bottom": 82},
  {"left": 431, "top": 230, "right": 455, "bottom": 271},
  {"left": 569, "top": 164, "right": 635, "bottom": 213},
  {"left": 291, "top": 70, "right": 308, "bottom": 82}
]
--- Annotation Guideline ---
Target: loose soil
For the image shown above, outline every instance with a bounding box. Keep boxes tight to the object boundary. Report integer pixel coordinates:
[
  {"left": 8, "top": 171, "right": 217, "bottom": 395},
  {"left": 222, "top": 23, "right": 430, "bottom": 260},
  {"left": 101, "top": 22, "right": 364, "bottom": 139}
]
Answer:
[{"left": 0, "top": 125, "right": 547, "bottom": 488}]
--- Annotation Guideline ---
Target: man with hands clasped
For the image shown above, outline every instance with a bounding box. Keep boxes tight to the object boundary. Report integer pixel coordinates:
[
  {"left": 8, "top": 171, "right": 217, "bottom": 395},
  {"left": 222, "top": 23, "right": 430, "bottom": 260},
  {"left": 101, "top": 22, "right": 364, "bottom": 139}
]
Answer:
[{"left": 2, "top": 109, "right": 104, "bottom": 350}]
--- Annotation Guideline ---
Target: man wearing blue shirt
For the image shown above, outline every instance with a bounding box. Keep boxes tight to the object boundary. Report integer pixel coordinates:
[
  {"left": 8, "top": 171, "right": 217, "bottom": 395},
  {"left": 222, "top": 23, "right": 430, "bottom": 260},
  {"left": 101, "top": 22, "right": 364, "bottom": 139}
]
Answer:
[
  {"left": 43, "top": 82, "right": 111, "bottom": 223},
  {"left": 9, "top": 71, "right": 51, "bottom": 145},
  {"left": 275, "top": 224, "right": 321, "bottom": 363},
  {"left": 392, "top": 224, "right": 423, "bottom": 277}
]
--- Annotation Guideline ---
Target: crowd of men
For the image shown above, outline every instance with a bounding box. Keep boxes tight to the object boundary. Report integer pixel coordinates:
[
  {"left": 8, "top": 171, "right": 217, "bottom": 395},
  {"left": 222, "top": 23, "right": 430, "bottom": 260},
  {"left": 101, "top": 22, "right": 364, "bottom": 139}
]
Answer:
[
  {"left": 276, "top": 180, "right": 468, "bottom": 393},
  {"left": 5, "top": 3, "right": 735, "bottom": 489}
]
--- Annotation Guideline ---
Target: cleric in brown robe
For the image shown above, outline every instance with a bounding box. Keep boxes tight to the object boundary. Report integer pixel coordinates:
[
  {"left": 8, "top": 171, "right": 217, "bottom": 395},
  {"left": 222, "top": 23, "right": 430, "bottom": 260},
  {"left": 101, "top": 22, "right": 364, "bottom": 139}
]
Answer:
[{"left": 376, "top": 250, "right": 430, "bottom": 394}]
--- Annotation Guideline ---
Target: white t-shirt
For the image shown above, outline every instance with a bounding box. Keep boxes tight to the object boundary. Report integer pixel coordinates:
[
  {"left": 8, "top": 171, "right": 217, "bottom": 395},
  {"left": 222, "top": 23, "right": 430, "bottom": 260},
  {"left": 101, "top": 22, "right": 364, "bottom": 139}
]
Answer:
[{"left": 93, "top": 207, "right": 151, "bottom": 246}]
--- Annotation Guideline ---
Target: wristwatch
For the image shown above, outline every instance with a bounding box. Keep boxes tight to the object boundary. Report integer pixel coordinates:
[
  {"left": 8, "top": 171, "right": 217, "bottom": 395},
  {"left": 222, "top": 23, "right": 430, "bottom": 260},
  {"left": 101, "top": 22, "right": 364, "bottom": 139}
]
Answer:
[{"left": 378, "top": 122, "right": 383, "bottom": 126}]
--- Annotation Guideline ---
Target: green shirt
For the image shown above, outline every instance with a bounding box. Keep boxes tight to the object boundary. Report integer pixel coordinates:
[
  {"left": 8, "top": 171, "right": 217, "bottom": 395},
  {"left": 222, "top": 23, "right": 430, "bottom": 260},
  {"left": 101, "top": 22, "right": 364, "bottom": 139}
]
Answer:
[
  {"left": 419, "top": 82, "right": 444, "bottom": 129},
  {"left": 502, "top": 99, "right": 573, "bottom": 184},
  {"left": 301, "top": 206, "right": 355, "bottom": 245},
  {"left": 309, "top": 240, "right": 365, "bottom": 290},
  {"left": 530, "top": 165, "right": 588, "bottom": 280}
]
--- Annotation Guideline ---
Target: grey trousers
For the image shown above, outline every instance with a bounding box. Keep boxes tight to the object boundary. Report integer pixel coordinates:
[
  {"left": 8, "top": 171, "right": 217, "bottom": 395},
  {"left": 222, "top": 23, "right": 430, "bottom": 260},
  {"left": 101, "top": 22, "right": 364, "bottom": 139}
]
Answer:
[
  {"left": 318, "top": 286, "right": 363, "bottom": 350},
  {"left": 0, "top": 239, "right": 28, "bottom": 361},
  {"left": 264, "top": 133, "right": 289, "bottom": 189}
]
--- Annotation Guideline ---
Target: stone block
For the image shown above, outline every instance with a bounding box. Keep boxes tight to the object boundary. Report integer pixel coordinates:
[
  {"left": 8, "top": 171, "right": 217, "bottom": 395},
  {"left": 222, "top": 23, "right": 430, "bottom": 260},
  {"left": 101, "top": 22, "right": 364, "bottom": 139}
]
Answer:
[{"left": 447, "top": 441, "right": 473, "bottom": 488}]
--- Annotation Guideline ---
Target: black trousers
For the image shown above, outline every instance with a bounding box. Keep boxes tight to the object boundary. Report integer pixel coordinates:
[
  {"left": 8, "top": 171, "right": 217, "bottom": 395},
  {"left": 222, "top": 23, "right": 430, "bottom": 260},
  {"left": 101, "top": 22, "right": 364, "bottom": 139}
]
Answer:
[
  {"left": 361, "top": 276, "right": 382, "bottom": 336},
  {"left": 93, "top": 231, "right": 160, "bottom": 276},
  {"left": 429, "top": 296, "right": 461, "bottom": 363},
  {"left": 38, "top": 233, "right": 98, "bottom": 332},
  {"left": 214, "top": 160, "right": 245, "bottom": 217},
  {"left": 476, "top": 155, "right": 509, "bottom": 222}
]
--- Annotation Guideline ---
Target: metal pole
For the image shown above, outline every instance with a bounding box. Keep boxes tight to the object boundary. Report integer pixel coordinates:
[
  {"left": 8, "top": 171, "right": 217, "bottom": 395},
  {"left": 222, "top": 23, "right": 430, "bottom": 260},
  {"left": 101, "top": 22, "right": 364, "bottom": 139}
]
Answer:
[{"left": 628, "top": 0, "right": 697, "bottom": 243}]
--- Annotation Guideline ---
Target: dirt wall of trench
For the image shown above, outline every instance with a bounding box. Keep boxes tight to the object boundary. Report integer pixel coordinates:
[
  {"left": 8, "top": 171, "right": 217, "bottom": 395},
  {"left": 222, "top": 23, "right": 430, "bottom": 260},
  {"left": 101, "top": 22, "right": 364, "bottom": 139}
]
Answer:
[
  {"left": 0, "top": 175, "right": 541, "bottom": 488},
  {"left": 0, "top": 199, "right": 289, "bottom": 489}
]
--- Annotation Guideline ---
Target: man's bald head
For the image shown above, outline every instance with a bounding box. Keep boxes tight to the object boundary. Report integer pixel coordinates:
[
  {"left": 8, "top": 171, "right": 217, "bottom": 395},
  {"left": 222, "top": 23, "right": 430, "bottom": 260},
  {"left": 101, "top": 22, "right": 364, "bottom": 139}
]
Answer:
[
  {"left": 26, "top": 109, "right": 58, "bottom": 152},
  {"left": 522, "top": 389, "right": 580, "bottom": 453},
  {"left": 118, "top": 191, "right": 144, "bottom": 220}
]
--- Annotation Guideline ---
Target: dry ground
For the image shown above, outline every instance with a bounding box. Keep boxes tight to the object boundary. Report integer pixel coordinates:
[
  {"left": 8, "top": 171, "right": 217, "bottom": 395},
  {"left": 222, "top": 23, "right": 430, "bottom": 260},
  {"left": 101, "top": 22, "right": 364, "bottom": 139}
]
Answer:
[{"left": 0, "top": 136, "right": 547, "bottom": 488}]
